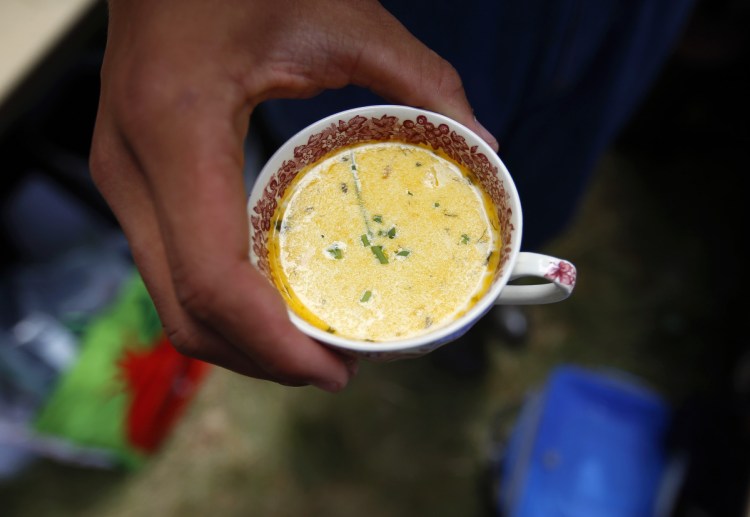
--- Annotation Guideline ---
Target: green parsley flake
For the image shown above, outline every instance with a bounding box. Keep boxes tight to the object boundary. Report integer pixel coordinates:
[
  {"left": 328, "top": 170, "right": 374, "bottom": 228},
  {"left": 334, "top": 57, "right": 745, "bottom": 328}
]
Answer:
[
  {"left": 327, "top": 245, "right": 343, "bottom": 259},
  {"left": 371, "top": 245, "right": 388, "bottom": 264}
]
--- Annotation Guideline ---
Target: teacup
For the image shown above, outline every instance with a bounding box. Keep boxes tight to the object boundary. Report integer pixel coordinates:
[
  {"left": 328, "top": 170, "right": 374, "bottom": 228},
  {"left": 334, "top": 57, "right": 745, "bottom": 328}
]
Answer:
[{"left": 248, "top": 105, "right": 576, "bottom": 361}]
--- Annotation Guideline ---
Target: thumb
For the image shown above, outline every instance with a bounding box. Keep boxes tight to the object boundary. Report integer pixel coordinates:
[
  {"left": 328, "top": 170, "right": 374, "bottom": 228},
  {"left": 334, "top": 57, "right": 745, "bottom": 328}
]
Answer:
[{"left": 348, "top": 12, "right": 499, "bottom": 151}]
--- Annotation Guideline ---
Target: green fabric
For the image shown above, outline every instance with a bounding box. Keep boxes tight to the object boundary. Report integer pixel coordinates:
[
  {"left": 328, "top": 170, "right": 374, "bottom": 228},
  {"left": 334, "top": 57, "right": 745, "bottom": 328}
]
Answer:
[{"left": 33, "top": 271, "right": 163, "bottom": 468}]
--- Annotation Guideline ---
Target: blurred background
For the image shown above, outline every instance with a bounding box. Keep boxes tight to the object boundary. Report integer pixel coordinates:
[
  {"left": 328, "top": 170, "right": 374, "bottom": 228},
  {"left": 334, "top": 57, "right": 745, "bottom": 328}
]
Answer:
[{"left": 1, "top": 1, "right": 749, "bottom": 516}]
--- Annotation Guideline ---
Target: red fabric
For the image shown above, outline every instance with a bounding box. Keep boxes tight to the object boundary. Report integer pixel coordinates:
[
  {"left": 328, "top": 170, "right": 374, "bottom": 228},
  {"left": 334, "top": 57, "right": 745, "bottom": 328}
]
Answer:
[{"left": 119, "top": 336, "right": 210, "bottom": 453}]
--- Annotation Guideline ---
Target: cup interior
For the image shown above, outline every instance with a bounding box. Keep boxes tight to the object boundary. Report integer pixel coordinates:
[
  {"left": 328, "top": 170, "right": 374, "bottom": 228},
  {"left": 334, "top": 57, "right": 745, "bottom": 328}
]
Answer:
[{"left": 248, "top": 105, "right": 521, "bottom": 354}]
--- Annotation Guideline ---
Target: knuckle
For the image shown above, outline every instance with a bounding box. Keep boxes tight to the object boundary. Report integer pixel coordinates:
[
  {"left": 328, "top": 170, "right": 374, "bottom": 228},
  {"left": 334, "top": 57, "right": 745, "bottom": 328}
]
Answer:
[
  {"left": 432, "top": 57, "right": 465, "bottom": 97},
  {"left": 173, "top": 270, "right": 224, "bottom": 321},
  {"left": 88, "top": 147, "right": 107, "bottom": 185},
  {"left": 165, "top": 325, "right": 206, "bottom": 360}
]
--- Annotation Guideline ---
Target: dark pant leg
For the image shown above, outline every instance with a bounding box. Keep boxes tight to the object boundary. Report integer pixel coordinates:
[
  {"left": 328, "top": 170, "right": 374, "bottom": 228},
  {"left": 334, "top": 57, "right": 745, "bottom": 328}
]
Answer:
[{"left": 256, "top": 0, "right": 696, "bottom": 248}]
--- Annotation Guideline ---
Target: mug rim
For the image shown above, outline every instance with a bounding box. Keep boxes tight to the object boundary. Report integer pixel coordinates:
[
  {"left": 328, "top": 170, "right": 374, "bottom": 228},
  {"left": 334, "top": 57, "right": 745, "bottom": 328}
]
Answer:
[{"left": 248, "top": 104, "right": 523, "bottom": 353}]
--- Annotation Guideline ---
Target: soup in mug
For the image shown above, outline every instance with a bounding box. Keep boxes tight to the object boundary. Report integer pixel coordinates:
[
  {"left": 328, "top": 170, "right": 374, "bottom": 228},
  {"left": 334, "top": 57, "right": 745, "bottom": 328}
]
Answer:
[{"left": 268, "top": 142, "right": 501, "bottom": 341}]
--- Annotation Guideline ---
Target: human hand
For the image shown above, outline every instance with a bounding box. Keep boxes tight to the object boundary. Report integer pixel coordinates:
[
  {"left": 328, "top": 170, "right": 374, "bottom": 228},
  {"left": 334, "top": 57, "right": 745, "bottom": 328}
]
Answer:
[{"left": 90, "top": 0, "right": 498, "bottom": 391}]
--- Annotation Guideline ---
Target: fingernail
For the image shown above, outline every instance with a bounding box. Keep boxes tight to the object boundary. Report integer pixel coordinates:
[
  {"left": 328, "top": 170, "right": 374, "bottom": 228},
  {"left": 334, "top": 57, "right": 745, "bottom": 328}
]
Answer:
[
  {"left": 474, "top": 117, "right": 499, "bottom": 152},
  {"left": 311, "top": 379, "right": 344, "bottom": 393}
]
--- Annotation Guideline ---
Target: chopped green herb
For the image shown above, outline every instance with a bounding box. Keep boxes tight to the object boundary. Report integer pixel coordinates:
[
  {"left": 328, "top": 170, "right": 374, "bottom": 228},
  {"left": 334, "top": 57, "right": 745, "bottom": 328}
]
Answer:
[
  {"left": 327, "top": 245, "right": 344, "bottom": 259},
  {"left": 461, "top": 234, "right": 470, "bottom": 244},
  {"left": 396, "top": 249, "right": 411, "bottom": 257},
  {"left": 407, "top": 190, "right": 413, "bottom": 196},
  {"left": 433, "top": 202, "right": 440, "bottom": 207},
  {"left": 373, "top": 215, "right": 383, "bottom": 224},
  {"left": 371, "top": 245, "right": 388, "bottom": 264},
  {"left": 361, "top": 234, "right": 371, "bottom": 246},
  {"left": 416, "top": 161, "right": 422, "bottom": 167},
  {"left": 387, "top": 227, "right": 397, "bottom": 239},
  {"left": 360, "top": 290, "right": 372, "bottom": 302}
]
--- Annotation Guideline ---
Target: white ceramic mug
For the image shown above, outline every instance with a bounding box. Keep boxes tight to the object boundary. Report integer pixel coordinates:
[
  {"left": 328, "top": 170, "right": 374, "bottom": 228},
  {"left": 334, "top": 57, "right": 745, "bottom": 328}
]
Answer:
[{"left": 248, "top": 105, "right": 576, "bottom": 360}]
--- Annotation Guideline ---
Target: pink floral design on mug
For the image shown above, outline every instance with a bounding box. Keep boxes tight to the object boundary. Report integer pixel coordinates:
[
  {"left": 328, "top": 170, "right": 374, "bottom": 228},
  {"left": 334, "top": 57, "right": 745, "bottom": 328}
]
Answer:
[
  {"left": 248, "top": 105, "right": 577, "bottom": 361},
  {"left": 546, "top": 260, "right": 577, "bottom": 286}
]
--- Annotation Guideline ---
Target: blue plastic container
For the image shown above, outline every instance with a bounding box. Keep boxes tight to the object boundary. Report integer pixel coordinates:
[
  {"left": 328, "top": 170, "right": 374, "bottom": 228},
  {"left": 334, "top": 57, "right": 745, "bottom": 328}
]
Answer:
[{"left": 498, "top": 366, "right": 673, "bottom": 517}]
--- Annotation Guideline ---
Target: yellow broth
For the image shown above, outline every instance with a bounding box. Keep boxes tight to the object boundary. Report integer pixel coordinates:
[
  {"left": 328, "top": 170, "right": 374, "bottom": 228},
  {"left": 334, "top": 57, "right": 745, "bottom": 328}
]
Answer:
[{"left": 268, "top": 142, "right": 501, "bottom": 341}]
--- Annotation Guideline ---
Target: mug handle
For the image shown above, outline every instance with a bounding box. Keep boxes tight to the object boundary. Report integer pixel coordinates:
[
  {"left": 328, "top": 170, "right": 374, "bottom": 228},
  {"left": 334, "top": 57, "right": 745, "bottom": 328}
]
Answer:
[{"left": 494, "top": 252, "right": 577, "bottom": 305}]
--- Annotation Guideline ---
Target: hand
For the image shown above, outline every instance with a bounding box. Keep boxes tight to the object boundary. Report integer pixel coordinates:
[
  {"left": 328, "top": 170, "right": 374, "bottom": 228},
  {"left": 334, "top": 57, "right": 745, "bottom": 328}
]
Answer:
[{"left": 90, "top": 0, "right": 498, "bottom": 391}]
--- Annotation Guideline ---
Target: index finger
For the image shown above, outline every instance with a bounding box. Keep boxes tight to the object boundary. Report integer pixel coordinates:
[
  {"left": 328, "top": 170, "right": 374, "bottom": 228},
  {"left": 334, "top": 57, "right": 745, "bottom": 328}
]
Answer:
[
  {"left": 119, "top": 79, "right": 352, "bottom": 391},
  {"left": 346, "top": 6, "right": 499, "bottom": 151}
]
